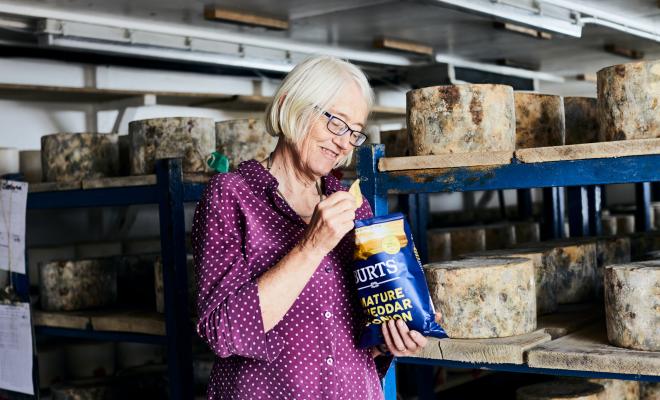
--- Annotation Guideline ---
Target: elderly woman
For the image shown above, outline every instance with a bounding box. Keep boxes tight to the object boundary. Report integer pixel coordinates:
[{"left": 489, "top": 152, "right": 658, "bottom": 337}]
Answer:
[{"left": 192, "top": 55, "right": 427, "bottom": 400}]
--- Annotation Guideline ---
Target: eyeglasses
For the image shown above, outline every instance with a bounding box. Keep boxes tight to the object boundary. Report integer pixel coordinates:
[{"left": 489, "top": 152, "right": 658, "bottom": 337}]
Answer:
[{"left": 319, "top": 109, "right": 368, "bottom": 147}]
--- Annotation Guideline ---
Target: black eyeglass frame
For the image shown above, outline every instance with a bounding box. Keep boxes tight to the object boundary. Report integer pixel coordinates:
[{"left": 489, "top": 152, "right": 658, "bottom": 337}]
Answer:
[{"left": 319, "top": 109, "right": 368, "bottom": 147}]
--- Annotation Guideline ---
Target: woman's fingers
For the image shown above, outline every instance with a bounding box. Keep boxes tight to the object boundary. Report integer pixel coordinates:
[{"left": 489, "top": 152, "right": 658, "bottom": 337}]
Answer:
[
  {"left": 387, "top": 320, "right": 407, "bottom": 353},
  {"left": 395, "top": 320, "right": 418, "bottom": 352},
  {"left": 408, "top": 330, "right": 428, "bottom": 349}
]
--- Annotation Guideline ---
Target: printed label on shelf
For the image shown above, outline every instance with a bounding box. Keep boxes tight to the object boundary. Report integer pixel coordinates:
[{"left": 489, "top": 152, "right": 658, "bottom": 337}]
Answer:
[{"left": 0, "top": 180, "right": 27, "bottom": 275}]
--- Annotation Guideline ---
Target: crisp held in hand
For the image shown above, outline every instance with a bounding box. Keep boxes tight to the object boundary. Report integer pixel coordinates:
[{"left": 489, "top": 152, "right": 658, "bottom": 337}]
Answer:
[{"left": 349, "top": 180, "right": 364, "bottom": 208}]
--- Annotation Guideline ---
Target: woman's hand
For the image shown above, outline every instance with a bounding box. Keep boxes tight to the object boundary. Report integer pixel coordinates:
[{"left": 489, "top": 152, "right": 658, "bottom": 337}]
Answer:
[
  {"left": 380, "top": 320, "right": 428, "bottom": 357},
  {"left": 300, "top": 191, "right": 357, "bottom": 257}
]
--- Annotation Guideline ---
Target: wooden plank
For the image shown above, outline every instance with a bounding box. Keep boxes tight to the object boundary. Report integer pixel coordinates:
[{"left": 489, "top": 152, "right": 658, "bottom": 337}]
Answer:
[
  {"left": 527, "top": 323, "right": 660, "bottom": 376},
  {"left": 409, "top": 330, "right": 551, "bottom": 364},
  {"left": 515, "top": 139, "right": 660, "bottom": 163},
  {"left": 82, "top": 175, "right": 156, "bottom": 189},
  {"left": 183, "top": 173, "right": 213, "bottom": 184},
  {"left": 378, "top": 151, "right": 513, "bottom": 172},
  {"left": 204, "top": 6, "right": 288, "bottom": 30},
  {"left": 28, "top": 180, "right": 82, "bottom": 193},
  {"left": 91, "top": 310, "right": 165, "bottom": 336},
  {"left": 33, "top": 310, "right": 91, "bottom": 330},
  {"left": 538, "top": 303, "right": 603, "bottom": 339},
  {"left": 373, "top": 37, "right": 434, "bottom": 56}
]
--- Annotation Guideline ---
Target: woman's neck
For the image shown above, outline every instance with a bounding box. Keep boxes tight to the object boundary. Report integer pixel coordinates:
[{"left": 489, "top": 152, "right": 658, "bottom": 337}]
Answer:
[{"left": 267, "top": 141, "right": 320, "bottom": 197}]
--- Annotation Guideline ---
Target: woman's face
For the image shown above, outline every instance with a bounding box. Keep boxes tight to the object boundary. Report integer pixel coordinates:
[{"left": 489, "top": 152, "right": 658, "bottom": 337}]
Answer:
[{"left": 297, "top": 81, "right": 369, "bottom": 178}]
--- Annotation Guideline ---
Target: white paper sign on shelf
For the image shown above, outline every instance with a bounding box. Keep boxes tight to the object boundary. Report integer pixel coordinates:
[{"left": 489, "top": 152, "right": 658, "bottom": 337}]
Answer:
[
  {"left": 0, "top": 180, "right": 27, "bottom": 275},
  {"left": 0, "top": 303, "right": 34, "bottom": 395}
]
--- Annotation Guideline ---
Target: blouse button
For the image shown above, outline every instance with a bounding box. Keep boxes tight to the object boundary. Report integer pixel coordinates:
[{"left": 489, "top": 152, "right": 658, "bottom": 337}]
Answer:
[
  {"left": 324, "top": 311, "right": 332, "bottom": 319},
  {"left": 326, "top": 356, "right": 334, "bottom": 366},
  {"left": 324, "top": 266, "right": 333, "bottom": 273}
]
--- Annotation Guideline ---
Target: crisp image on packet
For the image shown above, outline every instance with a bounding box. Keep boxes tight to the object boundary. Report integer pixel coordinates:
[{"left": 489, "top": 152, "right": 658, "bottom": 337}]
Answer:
[{"left": 353, "top": 212, "right": 447, "bottom": 348}]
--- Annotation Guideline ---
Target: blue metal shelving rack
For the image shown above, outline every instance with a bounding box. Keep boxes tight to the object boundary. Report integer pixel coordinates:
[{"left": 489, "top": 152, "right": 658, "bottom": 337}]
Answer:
[
  {"left": 356, "top": 144, "right": 660, "bottom": 400},
  {"left": 12, "top": 158, "right": 205, "bottom": 399}
]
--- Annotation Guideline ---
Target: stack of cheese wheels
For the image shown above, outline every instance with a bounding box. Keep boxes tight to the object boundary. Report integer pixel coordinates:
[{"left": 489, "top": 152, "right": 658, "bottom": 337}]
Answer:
[
  {"left": 604, "top": 261, "right": 659, "bottom": 351},
  {"left": 514, "top": 92, "right": 565, "bottom": 148},
  {"left": 427, "top": 226, "right": 486, "bottom": 262},
  {"left": 215, "top": 118, "right": 278, "bottom": 171},
  {"left": 540, "top": 239, "right": 598, "bottom": 304},
  {"left": 588, "top": 379, "right": 639, "bottom": 400},
  {"left": 379, "top": 128, "right": 409, "bottom": 157},
  {"left": 39, "top": 259, "right": 117, "bottom": 311},
  {"left": 424, "top": 257, "right": 536, "bottom": 338},
  {"left": 41, "top": 133, "right": 119, "bottom": 182},
  {"left": 598, "top": 60, "right": 660, "bottom": 141},
  {"left": 154, "top": 255, "right": 196, "bottom": 314},
  {"left": 594, "top": 236, "right": 631, "bottom": 298},
  {"left": 484, "top": 223, "right": 517, "bottom": 250},
  {"left": 129, "top": 117, "right": 215, "bottom": 175},
  {"left": 516, "top": 381, "right": 605, "bottom": 400},
  {"left": 407, "top": 84, "right": 515, "bottom": 155},
  {"left": 19, "top": 150, "right": 42, "bottom": 183},
  {"left": 564, "top": 97, "right": 599, "bottom": 145},
  {"left": 463, "top": 247, "right": 558, "bottom": 314}
]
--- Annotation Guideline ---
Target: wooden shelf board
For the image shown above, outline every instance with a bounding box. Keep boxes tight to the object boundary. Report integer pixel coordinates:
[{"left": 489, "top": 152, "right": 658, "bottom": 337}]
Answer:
[
  {"left": 515, "top": 138, "right": 660, "bottom": 163},
  {"left": 33, "top": 309, "right": 165, "bottom": 336},
  {"left": 527, "top": 323, "right": 660, "bottom": 376},
  {"left": 29, "top": 173, "right": 211, "bottom": 193},
  {"left": 379, "top": 151, "right": 514, "bottom": 172}
]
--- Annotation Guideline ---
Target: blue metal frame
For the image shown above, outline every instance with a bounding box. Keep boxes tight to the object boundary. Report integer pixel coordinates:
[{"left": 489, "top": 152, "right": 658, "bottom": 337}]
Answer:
[
  {"left": 23, "top": 159, "right": 200, "bottom": 399},
  {"left": 356, "top": 144, "right": 660, "bottom": 400}
]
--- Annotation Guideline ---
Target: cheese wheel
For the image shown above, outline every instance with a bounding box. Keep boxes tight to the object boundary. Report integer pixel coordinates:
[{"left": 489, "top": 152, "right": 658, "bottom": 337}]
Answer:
[
  {"left": 484, "top": 223, "right": 517, "bottom": 250},
  {"left": 514, "top": 92, "right": 565, "bottom": 148},
  {"left": 463, "top": 247, "right": 558, "bottom": 314},
  {"left": 424, "top": 257, "right": 536, "bottom": 338},
  {"left": 427, "top": 227, "right": 486, "bottom": 262},
  {"left": 64, "top": 341, "right": 115, "bottom": 379},
  {"left": 513, "top": 221, "right": 541, "bottom": 245},
  {"left": 41, "top": 133, "right": 119, "bottom": 182},
  {"left": 564, "top": 97, "right": 599, "bottom": 145},
  {"left": 598, "top": 60, "right": 660, "bottom": 141},
  {"left": 615, "top": 214, "right": 635, "bottom": 235},
  {"left": 640, "top": 382, "right": 660, "bottom": 400},
  {"left": 39, "top": 259, "right": 117, "bottom": 311},
  {"left": 605, "top": 262, "right": 660, "bottom": 351},
  {"left": 588, "top": 379, "right": 639, "bottom": 400},
  {"left": 129, "top": 117, "right": 215, "bottom": 175},
  {"left": 215, "top": 118, "right": 277, "bottom": 170},
  {"left": 154, "top": 255, "right": 196, "bottom": 314},
  {"left": 19, "top": 150, "right": 42, "bottom": 183},
  {"left": 407, "top": 84, "right": 515, "bottom": 155},
  {"left": 601, "top": 215, "right": 618, "bottom": 236},
  {"left": 118, "top": 134, "right": 130, "bottom": 176},
  {"left": 379, "top": 128, "right": 410, "bottom": 157},
  {"left": 516, "top": 381, "right": 605, "bottom": 400},
  {"left": 0, "top": 147, "right": 19, "bottom": 175},
  {"left": 595, "top": 236, "right": 631, "bottom": 298},
  {"left": 544, "top": 240, "right": 597, "bottom": 304}
]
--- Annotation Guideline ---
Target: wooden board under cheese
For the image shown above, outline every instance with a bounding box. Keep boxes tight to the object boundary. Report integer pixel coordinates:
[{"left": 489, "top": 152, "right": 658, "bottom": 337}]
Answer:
[
  {"left": 514, "top": 92, "right": 565, "bottom": 149},
  {"left": 407, "top": 84, "right": 516, "bottom": 156},
  {"left": 604, "top": 261, "right": 659, "bottom": 351},
  {"left": 516, "top": 380, "right": 605, "bottom": 400},
  {"left": 129, "top": 117, "right": 215, "bottom": 175},
  {"left": 427, "top": 226, "right": 486, "bottom": 262},
  {"left": 564, "top": 97, "right": 599, "bottom": 145},
  {"left": 424, "top": 257, "right": 536, "bottom": 338},
  {"left": 215, "top": 118, "right": 278, "bottom": 170},
  {"left": 598, "top": 60, "right": 660, "bottom": 141},
  {"left": 41, "top": 133, "right": 119, "bottom": 182},
  {"left": 39, "top": 259, "right": 117, "bottom": 311}
]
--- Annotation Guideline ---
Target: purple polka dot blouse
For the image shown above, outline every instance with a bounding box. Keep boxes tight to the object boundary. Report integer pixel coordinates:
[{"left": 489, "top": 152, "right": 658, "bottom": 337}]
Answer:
[{"left": 191, "top": 159, "right": 392, "bottom": 400}]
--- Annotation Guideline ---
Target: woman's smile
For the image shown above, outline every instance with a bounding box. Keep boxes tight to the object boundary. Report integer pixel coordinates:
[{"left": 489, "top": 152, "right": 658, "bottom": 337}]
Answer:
[{"left": 320, "top": 146, "right": 340, "bottom": 161}]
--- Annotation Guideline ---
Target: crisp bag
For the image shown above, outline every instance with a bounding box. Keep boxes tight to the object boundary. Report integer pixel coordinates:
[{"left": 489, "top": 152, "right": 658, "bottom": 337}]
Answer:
[{"left": 353, "top": 212, "right": 447, "bottom": 348}]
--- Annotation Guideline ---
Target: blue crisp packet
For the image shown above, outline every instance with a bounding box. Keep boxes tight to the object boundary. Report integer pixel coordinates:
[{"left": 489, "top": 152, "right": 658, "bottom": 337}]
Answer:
[{"left": 353, "top": 212, "right": 447, "bottom": 348}]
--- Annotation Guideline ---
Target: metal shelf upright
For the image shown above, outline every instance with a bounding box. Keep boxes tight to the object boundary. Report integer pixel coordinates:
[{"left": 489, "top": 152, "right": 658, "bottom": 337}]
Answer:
[
  {"left": 356, "top": 144, "right": 660, "bottom": 400},
  {"left": 14, "top": 158, "right": 205, "bottom": 400}
]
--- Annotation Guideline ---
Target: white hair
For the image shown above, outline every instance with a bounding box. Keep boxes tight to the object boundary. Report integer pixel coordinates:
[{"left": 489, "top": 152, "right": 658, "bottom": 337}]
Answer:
[{"left": 265, "top": 55, "right": 374, "bottom": 167}]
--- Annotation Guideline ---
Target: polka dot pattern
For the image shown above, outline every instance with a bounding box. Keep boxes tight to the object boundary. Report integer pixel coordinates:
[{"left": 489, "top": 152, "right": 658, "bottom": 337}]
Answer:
[{"left": 191, "top": 159, "right": 390, "bottom": 400}]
